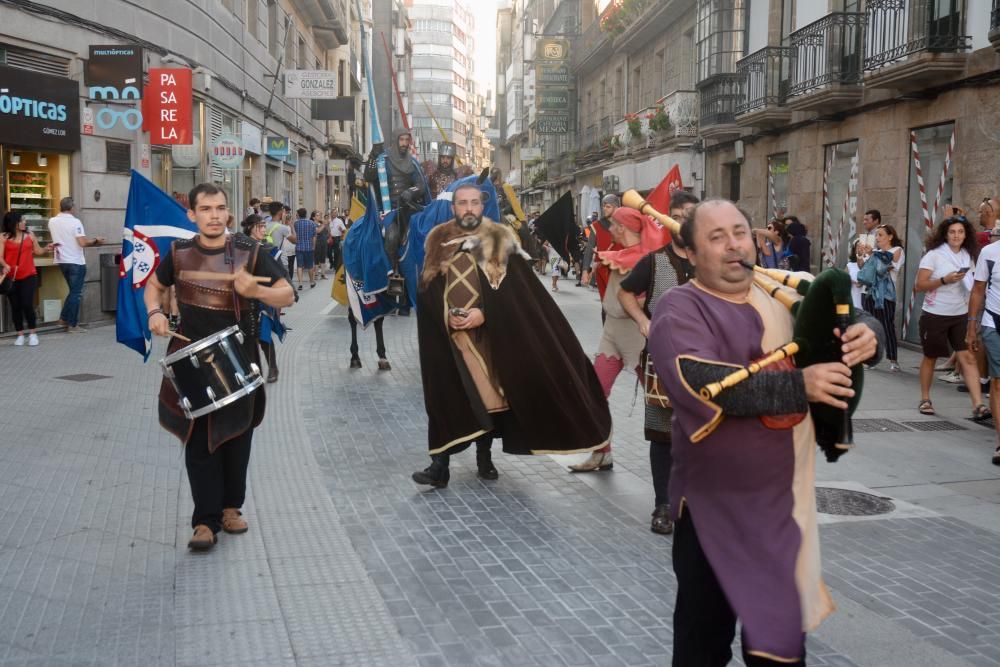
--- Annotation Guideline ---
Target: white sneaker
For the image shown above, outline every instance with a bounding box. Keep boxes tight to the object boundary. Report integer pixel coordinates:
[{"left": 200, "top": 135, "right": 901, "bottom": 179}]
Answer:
[
  {"left": 13, "top": 334, "right": 24, "bottom": 346},
  {"left": 27, "top": 333, "right": 39, "bottom": 346},
  {"left": 939, "top": 370, "right": 963, "bottom": 384},
  {"left": 888, "top": 361, "right": 901, "bottom": 373}
]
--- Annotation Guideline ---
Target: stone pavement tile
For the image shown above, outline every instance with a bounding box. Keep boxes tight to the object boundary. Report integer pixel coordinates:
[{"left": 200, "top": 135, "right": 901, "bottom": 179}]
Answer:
[{"left": 174, "top": 618, "right": 294, "bottom": 666}]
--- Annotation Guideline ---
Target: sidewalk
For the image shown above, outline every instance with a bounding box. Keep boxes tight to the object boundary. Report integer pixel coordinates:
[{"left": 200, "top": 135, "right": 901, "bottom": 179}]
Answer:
[{"left": 0, "top": 273, "right": 998, "bottom": 666}]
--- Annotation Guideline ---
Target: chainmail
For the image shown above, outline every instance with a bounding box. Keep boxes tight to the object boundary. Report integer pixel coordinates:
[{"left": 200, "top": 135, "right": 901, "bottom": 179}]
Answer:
[{"left": 644, "top": 251, "right": 681, "bottom": 437}]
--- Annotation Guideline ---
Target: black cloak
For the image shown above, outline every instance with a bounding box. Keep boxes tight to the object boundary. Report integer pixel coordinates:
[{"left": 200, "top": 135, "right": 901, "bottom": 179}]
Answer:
[{"left": 416, "top": 219, "right": 612, "bottom": 455}]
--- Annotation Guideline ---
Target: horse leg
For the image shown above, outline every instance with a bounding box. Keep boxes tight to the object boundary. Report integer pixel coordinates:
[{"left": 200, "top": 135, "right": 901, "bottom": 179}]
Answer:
[
  {"left": 375, "top": 318, "right": 390, "bottom": 370},
  {"left": 348, "top": 309, "right": 362, "bottom": 368}
]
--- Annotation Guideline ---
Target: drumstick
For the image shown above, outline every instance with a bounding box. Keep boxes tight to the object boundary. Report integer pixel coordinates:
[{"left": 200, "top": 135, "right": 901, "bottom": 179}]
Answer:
[
  {"left": 168, "top": 331, "right": 192, "bottom": 343},
  {"left": 179, "top": 270, "right": 271, "bottom": 283}
]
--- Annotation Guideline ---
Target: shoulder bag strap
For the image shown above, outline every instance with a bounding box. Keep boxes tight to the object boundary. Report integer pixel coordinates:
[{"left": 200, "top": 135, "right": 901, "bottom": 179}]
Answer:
[{"left": 11, "top": 234, "right": 26, "bottom": 281}]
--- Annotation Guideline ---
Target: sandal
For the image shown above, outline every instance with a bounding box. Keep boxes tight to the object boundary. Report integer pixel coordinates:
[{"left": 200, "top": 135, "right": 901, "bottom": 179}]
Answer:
[
  {"left": 993, "top": 447, "right": 1000, "bottom": 466},
  {"left": 918, "top": 400, "right": 935, "bottom": 415},
  {"left": 973, "top": 404, "right": 991, "bottom": 421}
]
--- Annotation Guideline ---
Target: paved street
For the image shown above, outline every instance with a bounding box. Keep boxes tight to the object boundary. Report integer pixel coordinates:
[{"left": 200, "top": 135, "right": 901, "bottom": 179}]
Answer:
[{"left": 2, "top": 275, "right": 1000, "bottom": 666}]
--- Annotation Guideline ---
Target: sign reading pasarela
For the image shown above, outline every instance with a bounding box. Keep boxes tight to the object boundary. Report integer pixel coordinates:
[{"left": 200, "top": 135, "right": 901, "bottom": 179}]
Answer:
[{"left": 284, "top": 70, "right": 337, "bottom": 98}]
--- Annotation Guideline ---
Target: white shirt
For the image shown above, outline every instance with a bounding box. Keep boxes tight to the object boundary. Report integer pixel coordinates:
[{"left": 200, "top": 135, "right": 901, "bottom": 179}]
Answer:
[
  {"left": 846, "top": 262, "right": 863, "bottom": 309},
  {"left": 330, "top": 217, "right": 346, "bottom": 238},
  {"left": 48, "top": 212, "right": 87, "bottom": 265},
  {"left": 918, "top": 245, "right": 972, "bottom": 317},
  {"left": 888, "top": 247, "right": 904, "bottom": 290},
  {"left": 974, "top": 240, "right": 1000, "bottom": 328}
]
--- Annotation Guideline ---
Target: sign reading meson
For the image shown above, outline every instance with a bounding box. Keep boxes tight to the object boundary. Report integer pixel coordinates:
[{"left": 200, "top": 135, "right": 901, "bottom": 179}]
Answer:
[{"left": 0, "top": 64, "right": 80, "bottom": 151}]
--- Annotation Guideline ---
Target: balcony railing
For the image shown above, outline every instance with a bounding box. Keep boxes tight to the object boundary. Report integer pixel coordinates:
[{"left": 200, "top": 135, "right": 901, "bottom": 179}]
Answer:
[
  {"left": 994, "top": 0, "right": 1000, "bottom": 30},
  {"left": 864, "top": 0, "right": 971, "bottom": 71},
  {"left": 698, "top": 73, "right": 743, "bottom": 127},
  {"left": 789, "top": 12, "right": 865, "bottom": 97},
  {"left": 661, "top": 90, "right": 699, "bottom": 137},
  {"left": 736, "top": 46, "right": 793, "bottom": 115}
]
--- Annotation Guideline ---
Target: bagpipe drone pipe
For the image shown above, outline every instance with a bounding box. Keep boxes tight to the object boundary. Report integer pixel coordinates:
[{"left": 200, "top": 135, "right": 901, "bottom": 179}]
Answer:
[{"left": 621, "top": 189, "right": 862, "bottom": 462}]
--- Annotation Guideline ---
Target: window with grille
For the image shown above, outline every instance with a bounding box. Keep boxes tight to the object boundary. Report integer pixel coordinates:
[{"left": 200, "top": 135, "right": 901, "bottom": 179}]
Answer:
[{"left": 106, "top": 142, "right": 132, "bottom": 174}]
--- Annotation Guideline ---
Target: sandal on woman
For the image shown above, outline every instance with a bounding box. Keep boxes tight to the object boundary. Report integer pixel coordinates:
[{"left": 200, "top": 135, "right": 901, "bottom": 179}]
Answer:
[
  {"left": 973, "top": 404, "right": 991, "bottom": 421},
  {"left": 918, "top": 400, "right": 935, "bottom": 415}
]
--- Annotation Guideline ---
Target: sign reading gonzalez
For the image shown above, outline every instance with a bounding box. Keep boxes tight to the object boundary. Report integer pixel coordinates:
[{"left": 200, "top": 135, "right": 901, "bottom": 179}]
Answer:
[
  {"left": 0, "top": 64, "right": 80, "bottom": 151},
  {"left": 283, "top": 70, "right": 337, "bottom": 99},
  {"left": 141, "top": 68, "right": 192, "bottom": 144}
]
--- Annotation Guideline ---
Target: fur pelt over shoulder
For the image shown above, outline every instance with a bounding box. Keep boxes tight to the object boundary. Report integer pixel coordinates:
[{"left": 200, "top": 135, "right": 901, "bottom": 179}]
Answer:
[{"left": 421, "top": 217, "right": 532, "bottom": 290}]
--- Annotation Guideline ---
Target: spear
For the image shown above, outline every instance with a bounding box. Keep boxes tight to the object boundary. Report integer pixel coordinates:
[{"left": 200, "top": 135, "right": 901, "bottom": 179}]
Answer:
[{"left": 380, "top": 31, "right": 411, "bottom": 131}]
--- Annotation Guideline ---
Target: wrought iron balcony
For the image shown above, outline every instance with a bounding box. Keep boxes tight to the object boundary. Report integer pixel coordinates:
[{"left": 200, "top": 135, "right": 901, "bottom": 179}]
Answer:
[
  {"left": 788, "top": 12, "right": 865, "bottom": 104},
  {"left": 735, "top": 46, "right": 793, "bottom": 121},
  {"left": 697, "top": 73, "right": 743, "bottom": 135},
  {"left": 864, "top": 0, "right": 970, "bottom": 72}
]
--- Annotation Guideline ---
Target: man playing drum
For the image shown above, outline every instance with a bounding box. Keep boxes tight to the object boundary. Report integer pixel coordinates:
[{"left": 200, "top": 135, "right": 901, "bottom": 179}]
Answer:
[{"left": 145, "top": 184, "right": 294, "bottom": 551}]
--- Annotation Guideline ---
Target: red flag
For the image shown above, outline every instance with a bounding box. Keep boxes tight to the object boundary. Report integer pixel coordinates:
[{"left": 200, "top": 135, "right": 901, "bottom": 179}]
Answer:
[{"left": 646, "top": 164, "right": 684, "bottom": 214}]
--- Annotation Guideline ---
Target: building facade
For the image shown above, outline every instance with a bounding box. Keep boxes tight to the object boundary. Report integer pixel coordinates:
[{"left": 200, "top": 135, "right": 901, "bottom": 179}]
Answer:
[{"left": 0, "top": 0, "right": 369, "bottom": 330}]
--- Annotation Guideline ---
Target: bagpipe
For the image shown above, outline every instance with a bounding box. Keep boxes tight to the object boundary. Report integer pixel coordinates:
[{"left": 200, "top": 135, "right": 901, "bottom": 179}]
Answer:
[{"left": 621, "top": 189, "right": 862, "bottom": 462}]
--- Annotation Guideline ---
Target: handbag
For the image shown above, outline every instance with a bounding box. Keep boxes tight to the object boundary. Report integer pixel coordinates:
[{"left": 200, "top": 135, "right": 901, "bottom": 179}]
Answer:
[{"left": 0, "top": 235, "right": 25, "bottom": 295}]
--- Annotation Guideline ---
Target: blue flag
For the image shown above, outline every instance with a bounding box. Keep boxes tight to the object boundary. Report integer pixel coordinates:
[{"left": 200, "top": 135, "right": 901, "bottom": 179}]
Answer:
[
  {"left": 342, "top": 185, "right": 397, "bottom": 327},
  {"left": 116, "top": 170, "right": 197, "bottom": 359}
]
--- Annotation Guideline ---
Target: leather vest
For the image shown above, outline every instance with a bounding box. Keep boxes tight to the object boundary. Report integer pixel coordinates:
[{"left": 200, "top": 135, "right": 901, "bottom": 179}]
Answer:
[
  {"left": 430, "top": 169, "right": 456, "bottom": 198},
  {"left": 173, "top": 237, "right": 258, "bottom": 312}
]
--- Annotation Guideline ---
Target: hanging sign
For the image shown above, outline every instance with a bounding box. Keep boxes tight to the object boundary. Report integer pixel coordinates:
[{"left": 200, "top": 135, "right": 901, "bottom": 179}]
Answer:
[
  {"left": 211, "top": 133, "right": 245, "bottom": 168},
  {"left": 141, "top": 68, "right": 193, "bottom": 144}
]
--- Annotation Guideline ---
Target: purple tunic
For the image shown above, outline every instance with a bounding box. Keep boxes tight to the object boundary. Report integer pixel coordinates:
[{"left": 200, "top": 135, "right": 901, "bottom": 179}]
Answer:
[{"left": 648, "top": 280, "right": 833, "bottom": 662}]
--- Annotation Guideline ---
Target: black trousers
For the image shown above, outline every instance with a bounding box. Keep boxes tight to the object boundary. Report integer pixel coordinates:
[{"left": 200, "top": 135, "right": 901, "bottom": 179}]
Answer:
[
  {"left": 673, "top": 511, "right": 805, "bottom": 667},
  {"left": 650, "top": 437, "right": 672, "bottom": 507},
  {"left": 259, "top": 340, "right": 277, "bottom": 372},
  {"left": 8, "top": 275, "right": 37, "bottom": 331},
  {"left": 185, "top": 419, "right": 253, "bottom": 534}
]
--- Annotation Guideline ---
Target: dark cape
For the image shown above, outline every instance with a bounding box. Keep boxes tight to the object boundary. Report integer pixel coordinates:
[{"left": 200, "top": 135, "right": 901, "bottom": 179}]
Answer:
[{"left": 417, "top": 219, "right": 612, "bottom": 455}]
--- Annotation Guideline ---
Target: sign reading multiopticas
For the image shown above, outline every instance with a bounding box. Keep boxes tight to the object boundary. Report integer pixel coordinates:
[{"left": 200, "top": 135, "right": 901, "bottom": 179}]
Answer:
[
  {"left": 140, "top": 68, "right": 193, "bottom": 144},
  {"left": 284, "top": 70, "right": 337, "bottom": 99},
  {"left": 85, "top": 45, "right": 143, "bottom": 91},
  {"left": 0, "top": 64, "right": 80, "bottom": 151}
]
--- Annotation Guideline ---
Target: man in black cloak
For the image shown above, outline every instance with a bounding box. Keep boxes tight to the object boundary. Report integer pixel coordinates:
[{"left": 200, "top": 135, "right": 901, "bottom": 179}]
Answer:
[{"left": 411, "top": 184, "right": 613, "bottom": 487}]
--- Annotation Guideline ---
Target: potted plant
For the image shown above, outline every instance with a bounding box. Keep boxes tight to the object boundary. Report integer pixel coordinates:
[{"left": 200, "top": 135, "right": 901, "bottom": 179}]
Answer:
[
  {"left": 648, "top": 106, "right": 672, "bottom": 135},
  {"left": 625, "top": 113, "right": 642, "bottom": 141}
]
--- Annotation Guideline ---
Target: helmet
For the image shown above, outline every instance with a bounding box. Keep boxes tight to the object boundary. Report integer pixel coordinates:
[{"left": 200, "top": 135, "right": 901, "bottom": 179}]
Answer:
[
  {"left": 439, "top": 142, "right": 457, "bottom": 158},
  {"left": 602, "top": 194, "right": 621, "bottom": 207}
]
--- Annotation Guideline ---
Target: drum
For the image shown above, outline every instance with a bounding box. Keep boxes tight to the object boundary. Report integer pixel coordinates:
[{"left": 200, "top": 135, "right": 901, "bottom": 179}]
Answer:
[{"left": 160, "top": 325, "right": 263, "bottom": 419}]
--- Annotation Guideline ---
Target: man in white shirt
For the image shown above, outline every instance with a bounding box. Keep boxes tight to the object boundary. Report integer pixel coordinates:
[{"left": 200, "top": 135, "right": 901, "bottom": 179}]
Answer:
[
  {"left": 329, "top": 210, "right": 346, "bottom": 270},
  {"left": 48, "top": 197, "right": 103, "bottom": 332},
  {"left": 967, "top": 239, "right": 1000, "bottom": 466}
]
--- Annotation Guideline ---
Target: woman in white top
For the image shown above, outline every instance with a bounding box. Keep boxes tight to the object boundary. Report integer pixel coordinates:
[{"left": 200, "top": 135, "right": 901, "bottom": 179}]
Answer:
[
  {"left": 914, "top": 216, "right": 986, "bottom": 418},
  {"left": 846, "top": 239, "right": 863, "bottom": 310}
]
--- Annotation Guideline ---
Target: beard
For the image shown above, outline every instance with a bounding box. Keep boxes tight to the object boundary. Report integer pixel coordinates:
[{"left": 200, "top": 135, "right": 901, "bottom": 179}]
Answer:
[
  {"left": 397, "top": 142, "right": 409, "bottom": 157},
  {"left": 457, "top": 212, "right": 482, "bottom": 230}
]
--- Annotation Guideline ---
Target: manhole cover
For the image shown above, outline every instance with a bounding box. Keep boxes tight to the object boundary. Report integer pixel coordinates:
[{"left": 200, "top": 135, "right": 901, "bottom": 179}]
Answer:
[
  {"left": 899, "top": 420, "right": 966, "bottom": 432},
  {"left": 816, "top": 487, "right": 895, "bottom": 516},
  {"left": 55, "top": 373, "right": 112, "bottom": 382},
  {"left": 852, "top": 418, "right": 910, "bottom": 433}
]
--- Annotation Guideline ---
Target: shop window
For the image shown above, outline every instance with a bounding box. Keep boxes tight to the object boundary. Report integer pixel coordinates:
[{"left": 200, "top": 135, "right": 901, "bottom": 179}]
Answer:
[
  {"left": 106, "top": 141, "right": 132, "bottom": 174},
  {"left": 820, "top": 140, "right": 860, "bottom": 271},
  {"left": 901, "top": 122, "right": 956, "bottom": 343}
]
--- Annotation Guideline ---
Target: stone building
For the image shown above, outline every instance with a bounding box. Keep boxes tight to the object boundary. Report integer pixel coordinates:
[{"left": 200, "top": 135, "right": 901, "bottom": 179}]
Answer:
[
  {"left": 0, "top": 0, "right": 362, "bottom": 329},
  {"left": 728, "top": 0, "right": 1000, "bottom": 343}
]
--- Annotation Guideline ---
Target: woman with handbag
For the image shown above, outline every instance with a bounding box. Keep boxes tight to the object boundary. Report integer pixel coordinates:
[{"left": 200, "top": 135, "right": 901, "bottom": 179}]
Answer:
[
  {"left": 2, "top": 211, "right": 51, "bottom": 346},
  {"left": 858, "top": 224, "right": 905, "bottom": 371}
]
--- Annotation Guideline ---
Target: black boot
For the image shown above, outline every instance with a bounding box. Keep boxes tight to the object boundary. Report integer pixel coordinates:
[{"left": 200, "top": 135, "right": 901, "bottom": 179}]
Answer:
[
  {"left": 476, "top": 442, "right": 499, "bottom": 480},
  {"left": 412, "top": 455, "right": 450, "bottom": 488}
]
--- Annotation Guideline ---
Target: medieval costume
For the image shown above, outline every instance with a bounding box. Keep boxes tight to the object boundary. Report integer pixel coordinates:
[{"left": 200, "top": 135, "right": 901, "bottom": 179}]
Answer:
[
  {"left": 648, "top": 279, "right": 878, "bottom": 665},
  {"left": 412, "top": 216, "right": 612, "bottom": 486},
  {"left": 156, "top": 235, "right": 287, "bottom": 543},
  {"left": 429, "top": 142, "right": 458, "bottom": 199},
  {"left": 586, "top": 194, "right": 624, "bottom": 302},
  {"left": 569, "top": 207, "right": 670, "bottom": 472},
  {"left": 619, "top": 243, "right": 691, "bottom": 533}
]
